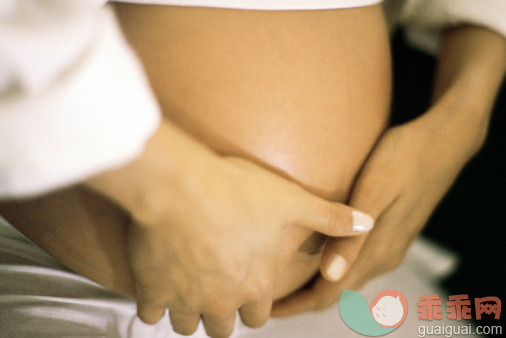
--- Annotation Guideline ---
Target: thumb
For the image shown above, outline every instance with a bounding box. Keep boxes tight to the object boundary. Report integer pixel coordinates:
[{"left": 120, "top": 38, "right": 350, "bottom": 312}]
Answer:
[
  {"left": 319, "top": 173, "right": 399, "bottom": 282},
  {"left": 292, "top": 189, "right": 374, "bottom": 237}
]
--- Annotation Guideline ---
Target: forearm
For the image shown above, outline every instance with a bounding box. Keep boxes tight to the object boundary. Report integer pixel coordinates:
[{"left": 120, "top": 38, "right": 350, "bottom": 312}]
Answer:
[
  {"left": 424, "top": 26, "right": 506, "bottom": 156},
  {"left": 433, "top": 26, "right": 506, "bottom": 106}
]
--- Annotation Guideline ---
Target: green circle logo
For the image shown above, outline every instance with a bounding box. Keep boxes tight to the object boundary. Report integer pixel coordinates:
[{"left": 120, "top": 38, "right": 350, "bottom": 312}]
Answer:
[{"left": 339, "top": 289, "right": 408, "bottom": 336}]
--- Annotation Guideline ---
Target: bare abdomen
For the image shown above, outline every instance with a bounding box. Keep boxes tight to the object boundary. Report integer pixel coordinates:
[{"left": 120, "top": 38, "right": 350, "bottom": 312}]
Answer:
[
  {"left": 0, "top": 4, "right": 391, "bottom": 300},
  {"left": 116, "top": 4, "right": 392, "bottom": 298}
]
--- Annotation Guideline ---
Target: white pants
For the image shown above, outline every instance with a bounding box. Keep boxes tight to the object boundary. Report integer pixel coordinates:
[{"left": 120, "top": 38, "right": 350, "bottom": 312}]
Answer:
[{"left": 0, "top": 216, "right": 479, "bottom": 337}]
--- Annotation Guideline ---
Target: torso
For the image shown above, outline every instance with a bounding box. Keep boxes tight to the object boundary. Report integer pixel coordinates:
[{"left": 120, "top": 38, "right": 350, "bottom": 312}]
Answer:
[{"left": 0, "top": 4, "right": 391, "bottom": 300}]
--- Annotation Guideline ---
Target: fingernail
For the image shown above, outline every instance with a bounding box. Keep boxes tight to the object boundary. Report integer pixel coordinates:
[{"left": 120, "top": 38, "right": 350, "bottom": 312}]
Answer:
[
  {"left": 326, "top": 254, "right": 346, "bottom": 281},
  {"left": 352, "top": 211, "right": 374, "bottom": 232}
]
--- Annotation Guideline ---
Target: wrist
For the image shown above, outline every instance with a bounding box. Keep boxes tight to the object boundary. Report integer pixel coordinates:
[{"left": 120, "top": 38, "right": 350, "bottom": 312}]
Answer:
[
  {"left": 422, "top": 26, "right": 506, "bottom": 159},
  {"left": 416, "top": 100, "right": 488, "bottom": 166},
  {"left": 85, "top": 120, "right": 221, "bottom": 224},
  {"left": 432, "top": 25, "right": 506, "bottom": 106}
]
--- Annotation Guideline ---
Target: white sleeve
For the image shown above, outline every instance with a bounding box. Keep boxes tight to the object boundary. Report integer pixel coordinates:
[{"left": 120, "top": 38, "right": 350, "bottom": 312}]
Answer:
[
  {"left": 397, "top": 0, "right": 506, "bottom": 54},
  {"left": 0, "top": 1, "right": 161, "bottom": 198}
]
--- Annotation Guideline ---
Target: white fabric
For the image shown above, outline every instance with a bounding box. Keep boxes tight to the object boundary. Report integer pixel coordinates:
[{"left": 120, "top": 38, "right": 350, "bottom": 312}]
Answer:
[
  {"left": 0, "top": 1, "right": 161, "bottom": 198},
  {"left": 0, "top": 216, "right": 481, "bottom": 337},
  {"left": 115, "top": 0, "right": 382, "bottom": 10},
  {"left": 398, "top": 0, "right": 506, "bottom": 54}
]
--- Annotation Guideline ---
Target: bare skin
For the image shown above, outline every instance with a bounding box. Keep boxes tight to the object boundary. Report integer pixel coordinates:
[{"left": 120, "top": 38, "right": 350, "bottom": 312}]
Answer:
[
  {"left": 272, "top": 25, "right": 506, "bottom": 316},
  {"left": 113, "top": 2, "right": 391, "bottom": 297},
  {"left": 0, "top": 4, "right": 391, "bottom": 337}
]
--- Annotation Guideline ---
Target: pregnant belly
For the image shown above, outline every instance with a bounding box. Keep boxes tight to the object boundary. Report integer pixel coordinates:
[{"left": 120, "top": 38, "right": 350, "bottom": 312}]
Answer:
[
  {"left": 115, "top": 4, "right": 392, "bottom": 298},
  {"left": 0, "top": 4, "right": 391, "bottom": 301}
]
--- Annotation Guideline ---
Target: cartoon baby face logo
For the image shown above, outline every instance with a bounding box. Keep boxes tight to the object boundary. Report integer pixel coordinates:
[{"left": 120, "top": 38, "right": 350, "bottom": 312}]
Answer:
[
  {"left": 370, "top": 290, "right": 408, "bottom": 328},
  {"left": 339, "top": 289, "right": 408, "bottom": 336}
]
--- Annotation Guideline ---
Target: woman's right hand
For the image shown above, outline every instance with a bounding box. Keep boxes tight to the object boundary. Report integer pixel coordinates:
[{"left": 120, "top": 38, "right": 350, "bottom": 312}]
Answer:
[{"left": 86, "top": 121, "right": 374, "bottom": 337}]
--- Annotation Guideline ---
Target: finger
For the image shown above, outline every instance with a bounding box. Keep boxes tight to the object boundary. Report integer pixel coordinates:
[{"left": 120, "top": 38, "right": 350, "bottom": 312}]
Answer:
[
  {"left": 271, "top": 276, "right": 340, "bottom": 318},
  {"left": 273, "top": 241, "right": 377, "bottom": 319},
  {"left": 293, "top": 191, "right": 374, "bottom": 236},
  {"left": 136, "top": 301, "right": 166, "bottom": 325},
  {"left": 347, "top": 174, "right": 399, "bottom": 220},
  {"left": 320, "top": 235, "right": 367, "bottom": 282},
  {"left": 270, "top": 288, "right": 319, "bottom": 318},
  {"left": 314, "top": 172, "right": 399, "bottom": 283},
  {"left": 238, "top": 298, "right": 272, "bottom": 328},
  {"left": 202, "top": 312, "right": 236, "bottom": 338},
  {"left": 318, "top": 194, "right": 398, "bottom": 284},
  {"left": 169, "top": 310, "right": 201, "bottom": 336}
]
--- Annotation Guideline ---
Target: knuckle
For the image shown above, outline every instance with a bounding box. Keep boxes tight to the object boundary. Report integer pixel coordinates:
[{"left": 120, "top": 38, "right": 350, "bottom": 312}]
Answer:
[
  {"left": 174, "top": 301, "right": 199, "bottom": 314},
  {"left": 243, "top": 313, "right": 269, "bottom": 329},
  {"left": 207, "top": 303, "right": 235, "bottom": 320},
  {"left": 136, "top": 282, "right": 158, "bottom": 298},
  {"left": 137, "top": 292, "right": 164, "bottom": 308},
  {"left": 202, "top": 292, "right": 235, "bottom": 318},
  {"left": 136, "top": 284, "right": 172, "bottom": 307},
  {"left": 245, "top": 290, "right": 263, "bottom": 304},
  {"left": 214, "top": 310, "right": 232, "bottom": 321},
  {"left": 246, "top": 276, "right": 271, "bottom": 302},
  {"left": 216, "top": 253, "right": 249, "bottom": 283},
  {"left": 229, "top": 265, "right": 249, "bottom": 284}
]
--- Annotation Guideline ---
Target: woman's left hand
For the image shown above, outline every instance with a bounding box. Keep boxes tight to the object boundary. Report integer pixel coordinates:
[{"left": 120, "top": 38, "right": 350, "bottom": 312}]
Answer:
[
  {"left": 271, "top": 24, "right": 505, "bottom": 317},
  {"left": 271, "top": 108, "right": 485, "bottom": 316}
]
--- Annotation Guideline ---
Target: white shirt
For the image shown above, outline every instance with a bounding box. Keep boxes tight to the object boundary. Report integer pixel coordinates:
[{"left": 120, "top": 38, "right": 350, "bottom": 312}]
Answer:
[
  {"left": 0, "top": 1, "right": 160, "bottom": 197},
  {"left": 116, "top": 0, "right": 382, "bottom": 10},
  {"left": 1, "top": 0, "right": 505, "bottom": 198}
]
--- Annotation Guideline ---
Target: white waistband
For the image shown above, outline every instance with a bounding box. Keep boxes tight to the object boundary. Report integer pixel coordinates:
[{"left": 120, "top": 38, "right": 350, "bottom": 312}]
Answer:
[{"left": 115, "top": 0, "right": 383, "bottom": 10}]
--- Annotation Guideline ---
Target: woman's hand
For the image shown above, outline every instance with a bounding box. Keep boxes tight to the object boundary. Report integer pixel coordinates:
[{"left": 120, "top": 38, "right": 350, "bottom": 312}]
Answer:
[
  {"left": 86, "top": 121, "right": 373, "bottom": 337},
  {"left": 271, "top": 112, "right": 482, "bottom": 316},
  {"left": 272, "top": 25, "right": 506, "bottom": 317}
]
